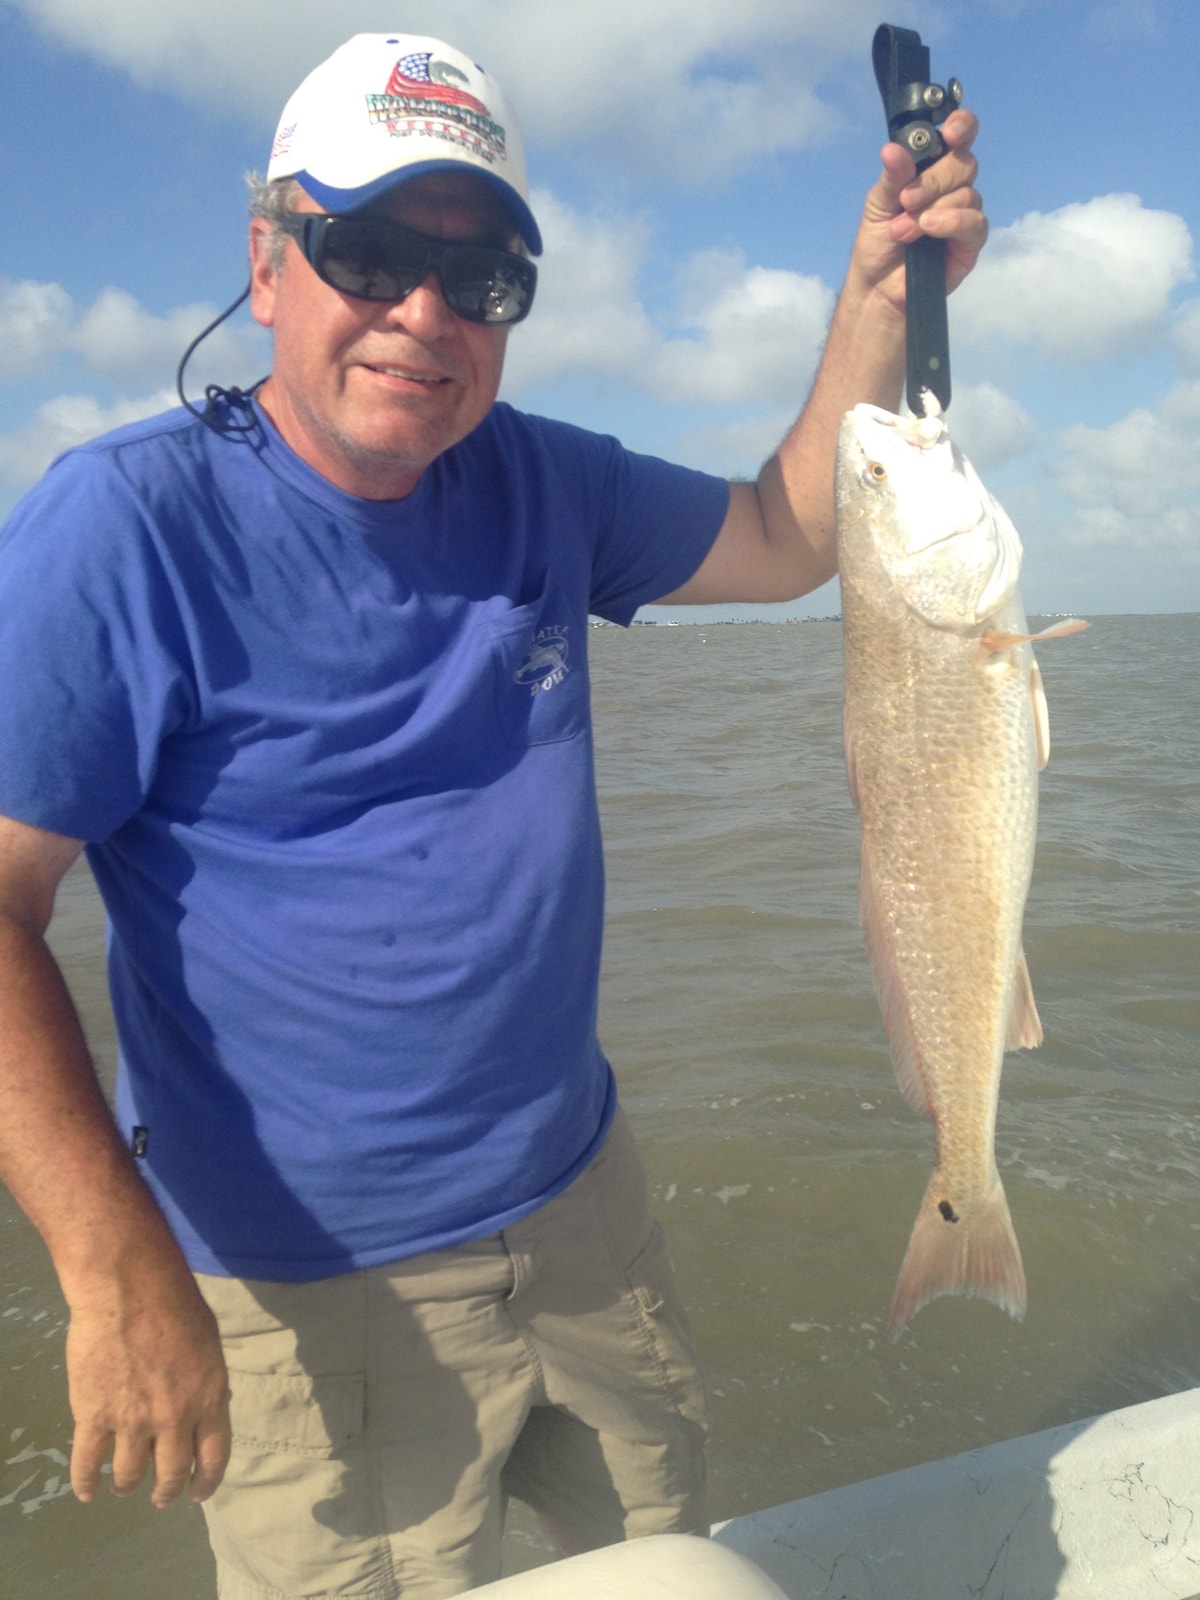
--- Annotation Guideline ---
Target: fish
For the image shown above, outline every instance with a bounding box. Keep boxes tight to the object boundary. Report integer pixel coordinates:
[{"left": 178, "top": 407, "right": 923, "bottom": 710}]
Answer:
[{"left": 834, "top": 395, "right": 1085, "bottom": 1336}]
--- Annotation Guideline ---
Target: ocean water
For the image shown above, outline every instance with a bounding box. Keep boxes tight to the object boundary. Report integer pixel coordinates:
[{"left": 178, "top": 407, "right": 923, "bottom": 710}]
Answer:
[{"left": 3, "top": 613, "right": 1197, "bottom": 1596}]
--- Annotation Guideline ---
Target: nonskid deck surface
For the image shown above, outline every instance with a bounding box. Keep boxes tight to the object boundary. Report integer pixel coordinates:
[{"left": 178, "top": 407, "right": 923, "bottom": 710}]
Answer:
[{"left": 714, "top": 1387, "right": 1200, "bottom": 1600}]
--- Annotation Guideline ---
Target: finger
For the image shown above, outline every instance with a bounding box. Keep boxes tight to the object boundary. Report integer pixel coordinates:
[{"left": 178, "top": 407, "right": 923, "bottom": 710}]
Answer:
[
  {"left": 70, "top": 1423, "right": 114, "bottom": 1503},
  {"left": 189, "top": 1412, "right": 233, "bottom": 1504},
  {"left": 920, "top": 192, "right": 986, "bottom": 236},
  {"left": 919, "top": 187, "right": 986, "bottom": 233},
  {"left": 938, "top": 108, "right": 979, "bottom": 152},
  {"left": 900, "top": 152, "right": 979, "bottom": 217},
  {"left": 889, "top": 199, "right": 985, "bottom": 255},
  {"left": 148, "top": 1430, "right": 200, "bottom": 1510},
  {"left": 109, "top": 1429, "right": 153, "bottom": 1498}
]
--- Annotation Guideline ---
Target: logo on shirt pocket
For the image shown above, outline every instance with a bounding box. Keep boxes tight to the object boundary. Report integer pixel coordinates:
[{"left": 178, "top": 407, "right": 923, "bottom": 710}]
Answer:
[
  {"left": 515, "top": 626, "right": 570, "bottom": 696},
  {"left": 489, "top": 603, "right": 585, "bottom": 748}
]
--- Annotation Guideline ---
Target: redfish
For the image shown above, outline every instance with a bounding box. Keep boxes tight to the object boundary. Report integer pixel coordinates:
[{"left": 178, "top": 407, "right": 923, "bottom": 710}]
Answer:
[{"left": 834, "top": 396, "right": 1083, "bottom": 1334}]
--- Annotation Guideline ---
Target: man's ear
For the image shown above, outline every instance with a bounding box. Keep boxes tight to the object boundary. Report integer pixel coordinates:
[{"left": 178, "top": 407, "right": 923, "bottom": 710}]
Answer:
[{"left": 248, "top": 219, "right": 279, "bottom": 329}]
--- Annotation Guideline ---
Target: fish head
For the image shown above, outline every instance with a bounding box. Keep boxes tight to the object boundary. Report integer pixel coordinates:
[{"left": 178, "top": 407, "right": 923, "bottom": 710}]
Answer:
[{"left": 836, "top": 398, "right": 1023, "bottom": 631}]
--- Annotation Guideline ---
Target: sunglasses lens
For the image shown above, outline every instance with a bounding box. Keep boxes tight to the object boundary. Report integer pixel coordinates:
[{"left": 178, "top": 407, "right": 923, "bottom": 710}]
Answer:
[
  {"left": 316, "top": 221, "right": 425, "bottom": 302},
  {"left": 440, "top": 247, "right": 536, "bottom": 325}
]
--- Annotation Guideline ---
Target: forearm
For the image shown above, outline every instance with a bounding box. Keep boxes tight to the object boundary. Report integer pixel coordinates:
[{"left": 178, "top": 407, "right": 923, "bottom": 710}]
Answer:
[
  {"left": 1, "top": 911, "right": 230, "bottom": 1505},
  {"left": 0, "top": 915, "right": 188, "bottom": 1301},
  {"left": 754, "top": 270, "right": 907, "bottom": 592}
]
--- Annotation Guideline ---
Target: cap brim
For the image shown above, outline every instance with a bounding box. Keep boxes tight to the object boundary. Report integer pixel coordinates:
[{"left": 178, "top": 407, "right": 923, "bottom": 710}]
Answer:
[{"left": 295, "top": 162, "right": 543, "bottom": 256}]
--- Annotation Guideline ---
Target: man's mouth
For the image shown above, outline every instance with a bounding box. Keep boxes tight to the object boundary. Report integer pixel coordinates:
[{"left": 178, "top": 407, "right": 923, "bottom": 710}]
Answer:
[{"left": 366, "top": 364, "right": 449, "bottom": 385}]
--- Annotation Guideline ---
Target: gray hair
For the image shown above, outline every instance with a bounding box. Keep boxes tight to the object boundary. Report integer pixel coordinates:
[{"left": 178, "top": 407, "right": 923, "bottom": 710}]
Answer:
[{"left": 245, "top": 173, "right": 304, "bottom": 272}]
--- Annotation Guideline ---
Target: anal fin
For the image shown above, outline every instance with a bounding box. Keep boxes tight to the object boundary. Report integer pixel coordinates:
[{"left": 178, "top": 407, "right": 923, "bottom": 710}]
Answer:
[
  {"left": 1030, "top": 660, "right": 1050, "bottom": 771},
  {"left": 1006, "top": 947, "right": 1044, "bottom": 1051}
]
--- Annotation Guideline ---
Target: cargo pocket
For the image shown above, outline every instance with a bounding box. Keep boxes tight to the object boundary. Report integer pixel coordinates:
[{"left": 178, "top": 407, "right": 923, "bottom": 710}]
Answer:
[
  {"left": 206, "top": 1370, "right": 392, "bottom": 1597},
  {"left": 227, "top": 1369, "right": 366, "bottom": 1458}
]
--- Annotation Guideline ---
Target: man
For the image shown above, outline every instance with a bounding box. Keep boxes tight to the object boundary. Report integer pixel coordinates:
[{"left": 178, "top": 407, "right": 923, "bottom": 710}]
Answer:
[{"left": 0, "top": 32, "right": 986, "bottom": 1600}]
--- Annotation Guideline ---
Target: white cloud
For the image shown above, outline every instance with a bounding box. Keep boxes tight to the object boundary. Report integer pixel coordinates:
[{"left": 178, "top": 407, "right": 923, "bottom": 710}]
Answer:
[
  {"left": 1051, "top": 380, "right": 1200, "bottom": 551},
  {"left": 76, "top": 288, "right": 232, "bottom": 384},
  {"left": 0, "top": 280, "right": 75, "bottom": 380},
  {"left": 946, "top": 382, "right": 1038, "bottom": 472},
  {"left": 12, "top": 0, "right": 880, "bottom": 181},
  {"left": 0, "top": 276, "right": 268, "bottom": 394},
  {"left": 451, "top": 0, "right": 861, "bottom": 183},
  {"left": 0, "top": 388, "right": 177, "bottom": 491},
  {"left": 1174, "top": 298, "right": 1200, "bottom": 376},
  {"left": 953, "top": 194, "right": 1194, "bottom": 361},
  {"left": 651, "top": 250, "right": 832, "bottom": 405}
]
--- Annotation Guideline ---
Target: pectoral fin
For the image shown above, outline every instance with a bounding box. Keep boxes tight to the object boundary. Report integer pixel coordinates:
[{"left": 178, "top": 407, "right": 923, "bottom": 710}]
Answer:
[{"left": 982, "top": 617, "right": 1089, "bottom": 653}]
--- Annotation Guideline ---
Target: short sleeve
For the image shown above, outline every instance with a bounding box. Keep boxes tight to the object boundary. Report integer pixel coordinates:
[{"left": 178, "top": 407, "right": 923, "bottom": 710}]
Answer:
[
  {"left": 0, "top": 449, "right": 195, "bottom": 841},
  {"left": 589, "top": 439, "right": 729, "bottom": 625}
]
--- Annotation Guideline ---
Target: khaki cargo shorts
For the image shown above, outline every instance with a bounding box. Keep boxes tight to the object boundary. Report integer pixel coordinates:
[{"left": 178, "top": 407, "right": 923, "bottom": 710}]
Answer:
[{"left": 195, "top": 1109, "right": 709, "bottom": 1599}]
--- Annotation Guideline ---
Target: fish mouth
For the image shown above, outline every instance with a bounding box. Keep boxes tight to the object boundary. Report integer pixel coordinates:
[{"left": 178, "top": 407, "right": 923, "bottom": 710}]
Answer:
[{"left": 853, "top": 403, "right": 948, "bottom": 454}]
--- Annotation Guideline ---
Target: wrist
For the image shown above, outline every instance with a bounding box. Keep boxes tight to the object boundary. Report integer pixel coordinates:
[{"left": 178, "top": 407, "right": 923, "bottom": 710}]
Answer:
[
  {"left": 839, "top": 260, "right": 908, "bottom": 339},
  {"left": 53, "top": 1198, "right": 192, "bottom": 1311}
]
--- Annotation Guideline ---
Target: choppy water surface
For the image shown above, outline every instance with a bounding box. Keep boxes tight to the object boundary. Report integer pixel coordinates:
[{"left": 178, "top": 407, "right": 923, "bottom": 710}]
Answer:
[{"left": 3, "top": 614, "right": 1197, "bottom": 1595}]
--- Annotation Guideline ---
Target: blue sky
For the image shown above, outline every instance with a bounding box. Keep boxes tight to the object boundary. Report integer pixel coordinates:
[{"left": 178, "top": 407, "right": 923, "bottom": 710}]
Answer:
[{"left": 1, "top": 0, "right": 1197, "bottom": 619}]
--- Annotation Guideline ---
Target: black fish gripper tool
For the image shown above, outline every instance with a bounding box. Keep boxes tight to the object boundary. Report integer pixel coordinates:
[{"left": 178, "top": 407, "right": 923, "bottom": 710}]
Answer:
[{"left": 872, "top": 24, "right": 963, "bottom": 414}]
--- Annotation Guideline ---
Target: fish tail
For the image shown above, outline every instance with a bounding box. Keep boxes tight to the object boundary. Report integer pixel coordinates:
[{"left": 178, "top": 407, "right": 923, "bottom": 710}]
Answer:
[{"left": 888, "top": 1169, "right": 1027, "bottom": 1338}]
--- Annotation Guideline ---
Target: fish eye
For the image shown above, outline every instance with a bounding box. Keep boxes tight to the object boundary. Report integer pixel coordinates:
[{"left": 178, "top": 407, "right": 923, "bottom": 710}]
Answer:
[{"left": 867, "top": 461, "right": 888, "bottom": 482}]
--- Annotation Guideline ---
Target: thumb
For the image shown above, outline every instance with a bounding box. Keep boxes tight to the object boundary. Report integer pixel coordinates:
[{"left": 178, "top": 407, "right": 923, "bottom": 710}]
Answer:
[{"left": 863, "top": 142, "right": 919, "bottom": 224}]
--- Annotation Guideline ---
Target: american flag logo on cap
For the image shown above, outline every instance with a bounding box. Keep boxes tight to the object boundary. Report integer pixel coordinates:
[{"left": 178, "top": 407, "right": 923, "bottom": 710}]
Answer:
[{"left": 386, "top": 52, "right": 491, "bottom": 118}]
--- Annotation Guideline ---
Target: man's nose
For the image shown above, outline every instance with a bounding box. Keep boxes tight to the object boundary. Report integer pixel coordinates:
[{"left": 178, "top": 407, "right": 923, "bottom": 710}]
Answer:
[{"left": 384, "top": 269, "right": 457, "bottom": 334}]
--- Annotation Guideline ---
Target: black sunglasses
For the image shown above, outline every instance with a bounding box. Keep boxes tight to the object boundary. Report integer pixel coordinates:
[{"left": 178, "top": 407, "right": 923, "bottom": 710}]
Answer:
[{"left": 276, "top": 213, "right": 537, "bottom": 326}]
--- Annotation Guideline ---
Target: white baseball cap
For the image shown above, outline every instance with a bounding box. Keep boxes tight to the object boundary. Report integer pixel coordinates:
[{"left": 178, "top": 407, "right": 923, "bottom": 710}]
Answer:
[{"left": 267, "top": 34, "right": 542, "bottom": 255}]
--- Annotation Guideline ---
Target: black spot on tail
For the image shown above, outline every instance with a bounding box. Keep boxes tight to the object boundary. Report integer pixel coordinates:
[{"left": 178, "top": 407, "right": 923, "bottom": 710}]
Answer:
[{"left": 938, "top": 1200, "right": 959, "bottom": 1223}]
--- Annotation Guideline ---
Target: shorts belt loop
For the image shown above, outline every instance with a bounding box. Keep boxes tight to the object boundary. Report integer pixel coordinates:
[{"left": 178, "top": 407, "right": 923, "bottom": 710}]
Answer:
[{"left": 500, "top": 1227, "right": 525, "bottom": 1302}]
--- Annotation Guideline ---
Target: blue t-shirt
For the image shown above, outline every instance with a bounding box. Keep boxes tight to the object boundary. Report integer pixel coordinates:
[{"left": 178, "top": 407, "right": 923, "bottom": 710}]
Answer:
[{"left": 0, "top": 399, "right": 727, "bottom": 1280}]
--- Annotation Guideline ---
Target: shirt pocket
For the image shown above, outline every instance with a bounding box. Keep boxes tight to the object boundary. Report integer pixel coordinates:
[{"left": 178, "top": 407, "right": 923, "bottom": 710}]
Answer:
[{"left": 487, "top": 588, "right": 588, "bottom": 748}]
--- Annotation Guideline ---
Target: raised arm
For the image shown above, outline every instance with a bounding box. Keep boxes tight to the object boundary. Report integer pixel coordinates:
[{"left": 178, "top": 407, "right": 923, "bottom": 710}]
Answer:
[
  {"left": 659, "top": 109, "right": 987, "bottom": 606},
  {"left": 0, "top": 815, "right": 230, "bottom": 1508}
]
